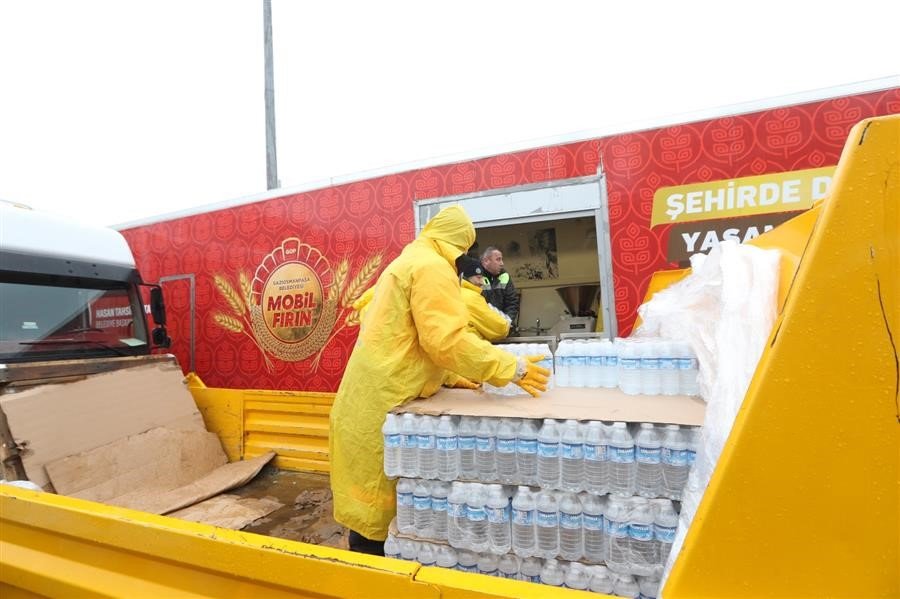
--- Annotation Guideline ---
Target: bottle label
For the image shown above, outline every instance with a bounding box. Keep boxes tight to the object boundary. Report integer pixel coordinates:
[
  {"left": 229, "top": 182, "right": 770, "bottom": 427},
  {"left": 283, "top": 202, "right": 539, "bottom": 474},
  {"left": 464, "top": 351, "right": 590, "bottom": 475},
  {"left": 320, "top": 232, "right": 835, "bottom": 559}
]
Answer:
[
  {"left": 584, "top": 443, "right": 607, "bottom": 461},
  {"left": 676, "top": 357, "right": 696, "bottom": 370},
  {"left": 458, "top": 435, "right": 476, "bottom": 451},
  {"left": 525, "top": 575, "right": 541, "bottom": 583},
  {"left": 561, "top": 442, "right": 583, "bottom": 460},
  {"left": 620, "top": 357, "right": 640, "bottom": 370},
  {"left": 662, "top": 447, "right": 689, "bottom": 466},
  {"left": 590, "top": 356, "right": 604, "bottom": 367},
  {"left": 487, "top": 506, "right": 509, "bottom": 523},
  {"left": 687, "top": 449, "right": 697, "bottom": 466},
  {"left": 431, "top": 497, "right": 448, "bottom": 512},
  {"left": 384, "top": 433, "right": 401, "bottom": 449},
  {"left": 497, "top": 438, "right": 517, "bottom": 454},
  {"left": 536, "top": 510, "right": 558, "bottom": 528},
  {"left": 609, "top": 446, "right": 635, "bottom": 463},
  {"left": 629, "top": 522, "right": 653, "bottom": 541},
  {"left": 605, "top": 519, "right": 629, "bottom": 538},
  {"left": 466, "top": 506, "right": 486, "bottom": 522},
  {"left": 606, "top": 356, "right": 618, "bottom": 367},
  {"left": 654, "top": 523, "right": 676, "bottom": 543},
  {"left": 512, "top": 508, "right": 533, "bottom": 526},
  {"left": 517, "top": 438, "right": 538, "bottom": 454},
  {"left": 583, "top": 513, "right": 603, "bottom": 531},
  {"left": 641, "top": 357, "right": 660, "bottom": 369},
  {"left": 413, "top": 495, "right": 431, "bottom": 511},
  {"left": 571, "top": 356, "right": 587, "bottom": 366},
  {"left": 386, "top": 551, "right": 401, "bottom": 560},
  {"left": 448, "top": 502, "right": 465, "bottom": 518},
  {"left": 397, "top": 492, "right": 413, "bottom": 507},
  {"left": 476, "top": 436, "right": 495, "bottom": 452},
  {"left": 538, "top": 441, "right": 559, "bottom": 458},
  {"left": 560, "top": 512, "right": 582, "bottom": 529},
  {"left": 659, "top": 357, "right": 677, "bottom": 370},
  {"left": 401, "top": 434, "right": 417, "bottom": 449},
  {"left": 436, "top": 436, "right": 458, "bottom": 451},
  {"left": 417, "top": 434, "right": 435, "bottom": 450},
  {"left": 636, "top": 446, "right": 662, "bottom": 464}
]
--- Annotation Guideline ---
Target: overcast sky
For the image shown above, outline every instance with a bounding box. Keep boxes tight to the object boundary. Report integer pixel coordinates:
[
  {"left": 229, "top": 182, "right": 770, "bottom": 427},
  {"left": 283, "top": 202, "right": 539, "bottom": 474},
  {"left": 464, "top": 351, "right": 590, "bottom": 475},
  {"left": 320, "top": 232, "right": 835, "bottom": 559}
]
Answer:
[{"left": 1, "top": 0, "right": 897, "bottom": 227}]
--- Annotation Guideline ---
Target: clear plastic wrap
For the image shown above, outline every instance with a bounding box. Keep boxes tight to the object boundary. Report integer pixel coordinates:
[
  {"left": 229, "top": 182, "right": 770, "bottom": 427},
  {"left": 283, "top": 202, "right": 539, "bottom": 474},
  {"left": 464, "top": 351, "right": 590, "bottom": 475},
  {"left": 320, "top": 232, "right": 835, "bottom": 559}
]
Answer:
[{"left": 634, "top": 240, "right": 781, "bottom": 593}]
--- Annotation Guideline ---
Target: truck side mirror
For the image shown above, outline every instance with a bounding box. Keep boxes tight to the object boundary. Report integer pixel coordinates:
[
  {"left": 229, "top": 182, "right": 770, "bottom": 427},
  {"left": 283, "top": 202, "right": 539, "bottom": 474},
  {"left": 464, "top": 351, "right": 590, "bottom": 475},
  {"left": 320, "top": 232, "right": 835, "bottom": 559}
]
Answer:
[{"left": 150, "top": 286, "right": 167, "bottom": 326}]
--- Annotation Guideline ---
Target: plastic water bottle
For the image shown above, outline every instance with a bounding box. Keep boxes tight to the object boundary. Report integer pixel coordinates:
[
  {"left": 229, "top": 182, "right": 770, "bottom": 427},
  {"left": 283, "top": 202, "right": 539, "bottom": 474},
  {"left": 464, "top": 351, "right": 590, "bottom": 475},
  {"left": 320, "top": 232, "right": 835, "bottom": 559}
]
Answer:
[
  {"left": 511, "top": 486, "right": 536, "bottom": 557},
  {"left": 382, "top": 414, "right": 401, "bottom": 478},
  {"left": 485, "top": 484, "right": 511, "bottom": 554},
  {"left": 476, "top": 417, "right": 498, "bottom": 481},
  {"left": 554, "top": 341, "right": 571, "bottom": 387},
  {"left": 676, "top": 342, "right": 700, "bottom": 396},
  {"left": 558, "top": 492, "right": 583, "bottom": 562},
  {"left": 569, "top": 341, "right": 588, "bottom": 388},
  {"left": 661, "top": 424, "right": 689, "bottom": 500},
  {"left": 478, "top": 553, "right": 499, "bottom": 577},
  {"left": 435, "top": 415, "right": 459, "bottom": 481},
  {"left": 535, "top": 491, "right": 559, "bottom": 559},
  {"left": 588, "top": 565, "right": 615, "bottom": 594},
  {"left": 496, "top": 418, "right": 518, "bottom": 484},
  {"left": 399, "top": 538, "right": 419, "bottom": 561},
  {"left": 537, "top": 419, "right": 560, "bottom": 489},
  {"left": 516, "top": 419, "right": 539, "bottom": 486},
  {"left": 639, "top": 339, "right": 662, "bottom": 395},
  {"left": 614, "top": 574, "right": 640, "bottom": 598},
  {"left": 628, "top": 497, "right": 657, "bottom": 576},
  {"left": 466, "top": 484, "right": 489, "bottom": 553},
  {"left": 583, "top": 421, "right": 608, "bottom": 494},
  {"left": 581, "top": 492, "right": 606, "bottom": 563},
  {"left": 447, "top": 482, "right": 468, "bottom": 549},
  {"left": 384, "top": 532, "right": 400, "bottom": 560},
  {"left": 435, "top": 545, "right": 458, "bottom": 570},
  {"left": 399, "top": 413, "right": 419, "bottom": 477},
  {"left": 653, "top": 499, "right": 678, "bottom": 566},
  {"left": 639, "top": 575, "right": 662, "bottom": 599},
  {"left": 686, "top": 426, "right": 699, "bottom": 468},
  {"left": 431, "top": 481, "right": 450, "bottom": 541},
  {"left": 498, "top": 554, "right": 520, "bottom": 579},
  {"left": 560, "top": 419, "right": 584, "bottom": 492},
  {"left": 658, "top": 341, "right": 680, "bottom": 395},
  {"left": 608, "top": 422, "right": 635, "bottom": 496},
  {"left": 417, "top": 542, "right": 437, "bottom": 567},
  {"left": 456, "top": 549, "right": 478, "bottom": 573},
  {"left": 618, "top": 340, "right": 641, "bottom": 395},
  {"left": 586, "top": 340, "right": 603, "bottom": 388},
  {"left": 413, "top": 480, "right": 433, "bottom": 537},
  {"left": 396, "top": 478, "right": 415, "bottom": 534},
  {"left": 539, "top": 558, "right": 565, "bottom": 587},
  {"left": 417, "top": 415, "right": 437, "bottom": 480},
  {"left": 605, "top": 495, "right": 631, "bottom": 574},
  {"left": 458, "top": 416, "right": 478, "bottom": 480},
  {"left": 600, "top": 339, "right": 619, "bottom": 388},
  {"left": 539, "top": 344, "right": 554, "bottom": 390},
  {"left": 635, "top": 423, "right": 662, "bottom": 498},
  {"left": 564, "top": 562, "right": 589, "bottom": 591},
  {"left": 519, "top": 556, "right": 543, "bottom": 583}
]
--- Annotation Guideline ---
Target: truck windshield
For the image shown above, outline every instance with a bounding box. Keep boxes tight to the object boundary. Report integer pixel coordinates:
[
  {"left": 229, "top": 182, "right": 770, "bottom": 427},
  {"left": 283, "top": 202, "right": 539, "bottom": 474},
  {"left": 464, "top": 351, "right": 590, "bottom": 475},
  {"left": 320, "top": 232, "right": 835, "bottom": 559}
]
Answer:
[{"left": 0, "top": 275, "right": 149, "bottom": 363}]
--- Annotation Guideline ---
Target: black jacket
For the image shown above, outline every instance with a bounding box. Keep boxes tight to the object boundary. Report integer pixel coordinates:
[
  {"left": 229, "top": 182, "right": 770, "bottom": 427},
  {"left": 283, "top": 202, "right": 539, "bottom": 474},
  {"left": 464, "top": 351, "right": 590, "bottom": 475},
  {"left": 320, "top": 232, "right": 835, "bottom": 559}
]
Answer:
[{"left": 481, "top": 270, "right": 519, "bottom": 325}]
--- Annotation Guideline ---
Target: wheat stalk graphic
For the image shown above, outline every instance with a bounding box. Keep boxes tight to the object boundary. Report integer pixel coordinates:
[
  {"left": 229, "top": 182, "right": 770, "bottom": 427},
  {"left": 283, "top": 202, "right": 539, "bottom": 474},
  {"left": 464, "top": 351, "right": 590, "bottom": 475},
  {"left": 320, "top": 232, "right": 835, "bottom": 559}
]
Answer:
[{"left": 212, "top": 272, "right": 275, "bottom": 372}]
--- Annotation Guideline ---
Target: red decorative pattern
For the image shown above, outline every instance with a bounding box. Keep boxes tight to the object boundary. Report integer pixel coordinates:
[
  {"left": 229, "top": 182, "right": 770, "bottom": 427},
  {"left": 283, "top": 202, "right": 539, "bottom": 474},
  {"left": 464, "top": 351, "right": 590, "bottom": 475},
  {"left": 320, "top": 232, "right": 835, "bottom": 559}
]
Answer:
[{"left": 121, "top": 89, "right": 897, "bottom": 391}]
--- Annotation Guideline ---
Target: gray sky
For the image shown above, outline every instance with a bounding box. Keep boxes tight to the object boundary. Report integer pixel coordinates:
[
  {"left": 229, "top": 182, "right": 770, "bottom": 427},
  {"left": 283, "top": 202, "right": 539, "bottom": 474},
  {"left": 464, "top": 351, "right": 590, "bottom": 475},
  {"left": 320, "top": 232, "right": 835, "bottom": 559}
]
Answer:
[{"left": 1, "top": 0, "right": 898, "bottom": 226}]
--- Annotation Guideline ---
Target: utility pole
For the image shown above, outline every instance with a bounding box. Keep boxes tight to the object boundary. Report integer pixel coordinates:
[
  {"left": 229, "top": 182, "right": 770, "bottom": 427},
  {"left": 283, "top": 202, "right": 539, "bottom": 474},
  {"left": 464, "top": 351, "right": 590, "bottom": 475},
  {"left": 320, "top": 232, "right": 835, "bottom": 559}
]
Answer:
[{"left": 263, "top": 0, "right": 278, "bottom": 190}]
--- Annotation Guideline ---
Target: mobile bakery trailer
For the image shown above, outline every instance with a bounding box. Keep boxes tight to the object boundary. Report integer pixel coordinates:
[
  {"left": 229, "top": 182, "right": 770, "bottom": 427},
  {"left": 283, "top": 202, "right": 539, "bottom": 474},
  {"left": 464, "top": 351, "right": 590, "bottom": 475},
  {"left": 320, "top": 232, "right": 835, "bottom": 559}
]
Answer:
[{"left": 0, "top": 82, "right": 897, "bottom": 598}]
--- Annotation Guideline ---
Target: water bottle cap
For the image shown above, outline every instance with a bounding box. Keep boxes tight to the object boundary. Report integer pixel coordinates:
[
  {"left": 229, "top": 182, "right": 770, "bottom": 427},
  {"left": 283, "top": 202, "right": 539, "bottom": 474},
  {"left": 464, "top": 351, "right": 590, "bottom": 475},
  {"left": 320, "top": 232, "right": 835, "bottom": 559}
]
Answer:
[
  {"left": 666, "top": 423, "right": 680, "bottom": 429},
  {"left": 613, "top": 422, "right": 626, "bottom": 428},
  {"left": 640, "top": 422, "right": 654, "bottom": 429}
]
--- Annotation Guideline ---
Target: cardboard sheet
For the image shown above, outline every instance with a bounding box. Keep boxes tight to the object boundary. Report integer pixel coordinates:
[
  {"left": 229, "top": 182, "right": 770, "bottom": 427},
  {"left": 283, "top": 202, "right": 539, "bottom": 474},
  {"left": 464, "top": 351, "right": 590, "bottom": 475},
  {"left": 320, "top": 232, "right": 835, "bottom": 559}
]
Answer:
[
  {"left": 0, "top": 362, "right": 204, "bottom": 488},
  {"left": 169, "top": 494, "right": 282, "bottom": 529},
  {"left": 396, "top": 386, "right": 705, "bottom": 426}
]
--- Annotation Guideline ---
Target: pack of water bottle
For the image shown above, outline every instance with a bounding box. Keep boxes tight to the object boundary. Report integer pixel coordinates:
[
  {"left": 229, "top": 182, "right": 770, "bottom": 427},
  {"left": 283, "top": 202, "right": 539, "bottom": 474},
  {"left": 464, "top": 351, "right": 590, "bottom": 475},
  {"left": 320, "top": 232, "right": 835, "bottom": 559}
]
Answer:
[
  {"left": 384, "top": 413, "right": 698, "bottom": 502},
  {"left": 386, "top": 532, "right": 662, "bottom": 596},
  {"left": 482, "top": 343, "right": 554, "bottom": 395}
]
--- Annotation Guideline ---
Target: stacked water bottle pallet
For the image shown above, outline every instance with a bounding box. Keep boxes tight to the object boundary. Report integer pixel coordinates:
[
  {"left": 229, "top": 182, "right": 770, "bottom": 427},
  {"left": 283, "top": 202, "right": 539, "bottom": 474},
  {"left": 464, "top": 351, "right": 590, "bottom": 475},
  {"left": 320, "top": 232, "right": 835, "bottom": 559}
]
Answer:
[{"left": 482, "top": 343, "right": 555, "bottom": 396}]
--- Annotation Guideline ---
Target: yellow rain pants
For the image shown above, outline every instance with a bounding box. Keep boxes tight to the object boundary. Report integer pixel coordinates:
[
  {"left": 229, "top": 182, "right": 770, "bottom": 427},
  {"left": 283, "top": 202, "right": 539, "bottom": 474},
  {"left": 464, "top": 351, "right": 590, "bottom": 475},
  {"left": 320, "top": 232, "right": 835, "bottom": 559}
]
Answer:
[
  {"left": 329, "top": 206, "right": 518, "bottom": 540},
  {"left": 460, "top": 278, "right": 510, "bottom": 341}
]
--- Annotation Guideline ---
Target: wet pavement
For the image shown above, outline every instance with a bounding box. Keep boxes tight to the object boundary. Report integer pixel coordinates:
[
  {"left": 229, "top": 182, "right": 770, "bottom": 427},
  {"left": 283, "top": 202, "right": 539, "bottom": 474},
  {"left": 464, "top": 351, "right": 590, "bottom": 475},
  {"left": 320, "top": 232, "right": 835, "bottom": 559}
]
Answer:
[{"left": 230, "top": 466, "right": 348, "bottom": 549}]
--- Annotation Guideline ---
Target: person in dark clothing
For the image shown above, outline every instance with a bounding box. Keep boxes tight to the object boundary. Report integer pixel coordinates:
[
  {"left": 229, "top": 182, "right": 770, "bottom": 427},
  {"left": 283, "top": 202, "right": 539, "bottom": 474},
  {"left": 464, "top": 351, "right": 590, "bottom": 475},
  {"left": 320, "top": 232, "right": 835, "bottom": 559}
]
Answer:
[
  {"left": 348, "top": 530, "right": 385, "bottom": 556},
  {"left": 480, "top": 246, "right": 519, "bottom": 325}
]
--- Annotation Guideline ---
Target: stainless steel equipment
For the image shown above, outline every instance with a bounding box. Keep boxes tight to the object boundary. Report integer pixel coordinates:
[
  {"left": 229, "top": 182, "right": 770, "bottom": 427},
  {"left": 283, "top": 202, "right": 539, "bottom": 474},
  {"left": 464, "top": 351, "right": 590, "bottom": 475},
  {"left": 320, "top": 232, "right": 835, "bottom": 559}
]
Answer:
[{"left": 551, "top": 284, "right": 599, "bottom": 335}]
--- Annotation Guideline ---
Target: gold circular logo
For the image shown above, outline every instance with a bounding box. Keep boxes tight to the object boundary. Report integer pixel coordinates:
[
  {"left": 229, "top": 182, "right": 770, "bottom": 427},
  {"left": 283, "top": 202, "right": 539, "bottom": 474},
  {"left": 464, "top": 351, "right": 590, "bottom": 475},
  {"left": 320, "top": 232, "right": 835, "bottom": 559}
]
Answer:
[{"left": 261, "top": 262, "right": 324, "bottom": 343}]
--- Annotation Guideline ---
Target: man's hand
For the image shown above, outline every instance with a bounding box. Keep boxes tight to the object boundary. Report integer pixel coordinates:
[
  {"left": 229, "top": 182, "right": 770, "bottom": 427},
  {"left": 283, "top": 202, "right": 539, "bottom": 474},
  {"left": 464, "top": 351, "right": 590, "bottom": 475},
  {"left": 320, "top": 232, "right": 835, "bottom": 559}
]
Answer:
[{"left": 513, "top": 355, "right": 550, "bottom": 397}]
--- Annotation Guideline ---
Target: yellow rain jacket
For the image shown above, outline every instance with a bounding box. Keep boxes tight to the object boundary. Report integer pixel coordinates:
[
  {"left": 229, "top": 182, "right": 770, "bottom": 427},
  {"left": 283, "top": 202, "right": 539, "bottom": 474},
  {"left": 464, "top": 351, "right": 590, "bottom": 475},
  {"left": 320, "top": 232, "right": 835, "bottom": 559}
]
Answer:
[
  {"left": 461, "top": 278, "right": 510, "bottom": 341},
  {"left": 329, "top": 206, "right": 518, "bottom": 540}
]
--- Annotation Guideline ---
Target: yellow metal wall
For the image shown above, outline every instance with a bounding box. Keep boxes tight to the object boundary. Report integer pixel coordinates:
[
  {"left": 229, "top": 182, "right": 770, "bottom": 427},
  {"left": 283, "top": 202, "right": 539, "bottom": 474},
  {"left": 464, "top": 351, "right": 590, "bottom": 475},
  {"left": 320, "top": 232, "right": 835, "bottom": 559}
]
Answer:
[{"left": 665, "top": 115, "right": 900, "bottom": 597}]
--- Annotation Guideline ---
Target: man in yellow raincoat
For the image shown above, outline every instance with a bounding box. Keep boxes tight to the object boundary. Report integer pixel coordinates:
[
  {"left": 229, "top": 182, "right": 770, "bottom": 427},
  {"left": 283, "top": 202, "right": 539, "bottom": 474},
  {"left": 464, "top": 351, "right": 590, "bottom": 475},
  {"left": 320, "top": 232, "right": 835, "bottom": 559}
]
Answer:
[
  {"left": 456, "top": 255, "right": 510, "bottom": 341},
  {"left": 329, "top": 206, "right": 549, "bottom": 554}
]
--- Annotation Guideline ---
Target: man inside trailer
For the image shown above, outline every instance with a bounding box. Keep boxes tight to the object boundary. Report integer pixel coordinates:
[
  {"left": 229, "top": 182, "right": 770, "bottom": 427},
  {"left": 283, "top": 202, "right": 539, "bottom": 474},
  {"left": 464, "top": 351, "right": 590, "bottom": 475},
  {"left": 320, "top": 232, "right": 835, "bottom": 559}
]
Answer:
[
  {"left": 480, "top": 247, "right": 520, "bottom": 326},
  {"left": 329, "top": 206, "right": 549, "bottom": 555}
]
